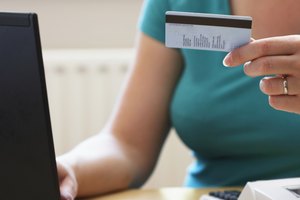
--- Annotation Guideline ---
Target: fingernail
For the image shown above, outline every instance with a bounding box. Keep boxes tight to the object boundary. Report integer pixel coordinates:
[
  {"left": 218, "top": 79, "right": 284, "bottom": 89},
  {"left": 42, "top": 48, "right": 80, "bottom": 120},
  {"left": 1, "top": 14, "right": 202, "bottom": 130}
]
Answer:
[
  {"left": 66, "top": 196, "right": 73, "bottom": 200},
  {"left": 259, "top": 79, "right": 265, "bottom": 91},
  {"left": 243, "top": 61, "right": 251, "bottom": 75},
  {"left": 62, "top": 192, "right": 74, "bottom": 200},
  {"left": 223, "top": 52, "right": 232, "bottom": 67}
]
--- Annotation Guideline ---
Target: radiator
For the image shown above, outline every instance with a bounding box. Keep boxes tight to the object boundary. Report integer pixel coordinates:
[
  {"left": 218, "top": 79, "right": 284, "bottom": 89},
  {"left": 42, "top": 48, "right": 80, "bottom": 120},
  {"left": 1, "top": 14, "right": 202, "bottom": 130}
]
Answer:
[{"left": 43, "top": 49, "right": 192, "bottom": 188}]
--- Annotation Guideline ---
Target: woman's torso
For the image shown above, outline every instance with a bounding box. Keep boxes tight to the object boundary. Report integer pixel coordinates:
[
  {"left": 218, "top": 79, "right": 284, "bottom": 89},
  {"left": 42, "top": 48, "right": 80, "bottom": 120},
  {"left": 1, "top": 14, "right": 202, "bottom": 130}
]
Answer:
[{"left": 167, "top": 0, "right": 300, "bottom": 187}]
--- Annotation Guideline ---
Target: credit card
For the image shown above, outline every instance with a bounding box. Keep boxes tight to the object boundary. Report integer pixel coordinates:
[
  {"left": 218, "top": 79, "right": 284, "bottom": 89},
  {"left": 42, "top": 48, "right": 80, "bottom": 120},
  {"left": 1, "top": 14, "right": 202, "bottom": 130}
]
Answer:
[{"left": 165, "top": 11, "right": 252, "bottom": 52}]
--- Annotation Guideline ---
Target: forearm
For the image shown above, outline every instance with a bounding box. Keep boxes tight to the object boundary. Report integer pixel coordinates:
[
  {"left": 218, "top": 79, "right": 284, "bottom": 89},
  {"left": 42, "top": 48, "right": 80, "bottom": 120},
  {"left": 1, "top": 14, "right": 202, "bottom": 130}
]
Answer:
[
  {"left": 57, "top": 33, "right": 182, "bottom": 198},
  {"left": 58, "top": 133, "right": 144, "bottom": 197}
]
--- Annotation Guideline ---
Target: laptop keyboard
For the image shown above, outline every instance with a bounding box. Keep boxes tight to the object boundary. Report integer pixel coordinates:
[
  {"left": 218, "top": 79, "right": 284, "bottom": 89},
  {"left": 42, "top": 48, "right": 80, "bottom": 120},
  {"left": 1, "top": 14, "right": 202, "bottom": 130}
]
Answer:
[{"left": 200, "top": 190, "right": 241, "bottom": 200}]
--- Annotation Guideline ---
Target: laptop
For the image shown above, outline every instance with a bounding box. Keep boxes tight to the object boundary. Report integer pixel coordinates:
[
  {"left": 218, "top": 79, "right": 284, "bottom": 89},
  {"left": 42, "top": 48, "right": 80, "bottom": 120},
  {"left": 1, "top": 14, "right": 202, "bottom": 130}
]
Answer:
[{"left": 0, "top": 12, "right": 60, "bottom": 199}]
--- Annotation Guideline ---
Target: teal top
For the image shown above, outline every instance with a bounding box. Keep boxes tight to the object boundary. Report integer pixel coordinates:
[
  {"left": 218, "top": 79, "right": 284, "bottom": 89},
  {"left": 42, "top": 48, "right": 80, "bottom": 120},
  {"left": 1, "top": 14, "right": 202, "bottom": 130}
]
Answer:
[{"left": 139, "top": 0, "right": 300, "bottom": 187}]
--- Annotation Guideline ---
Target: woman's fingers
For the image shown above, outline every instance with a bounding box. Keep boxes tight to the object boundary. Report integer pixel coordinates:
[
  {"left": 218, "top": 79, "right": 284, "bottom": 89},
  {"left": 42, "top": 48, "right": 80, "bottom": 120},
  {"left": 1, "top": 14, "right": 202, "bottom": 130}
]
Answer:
[
  {"left": 260, "top": 76, "right": 300, "bottom": 96},
  {"left": 269, "top": 95, "right": 300, "bottom": 114},
  {"left": 223, "top": 35, "right": 299, "bottom": 67},
  {"left": 259, "top": 76, "right": 300, "bottom": 114},
  {"left": 57, "top": 161, "right": 77, "bottom": 200},
  {"left": 60, "top": 176, "right": 76, "bottom": 200},
  {"left": 222, "top": 35, "right": 300, "bottom": 114},
  {"left": 243, "top": 55, "right": 298, "bottom": 77}
]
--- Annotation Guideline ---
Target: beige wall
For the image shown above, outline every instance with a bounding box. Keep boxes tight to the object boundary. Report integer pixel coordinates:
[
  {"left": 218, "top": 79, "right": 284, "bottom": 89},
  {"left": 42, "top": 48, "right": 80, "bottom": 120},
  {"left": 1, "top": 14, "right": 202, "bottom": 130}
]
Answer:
[
  {"left": 1, "top": 0, "right": 194, "bottom": 188},
  {"left": 0, "top": 0, "right": 143, "bottom": 48}
]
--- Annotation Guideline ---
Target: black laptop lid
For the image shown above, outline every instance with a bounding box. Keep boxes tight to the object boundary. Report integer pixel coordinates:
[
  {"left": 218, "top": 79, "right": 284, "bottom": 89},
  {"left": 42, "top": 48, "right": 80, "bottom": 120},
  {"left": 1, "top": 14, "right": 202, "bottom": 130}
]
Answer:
[{"left": 0, "top": 13, "right": 60, "bottom": 199}]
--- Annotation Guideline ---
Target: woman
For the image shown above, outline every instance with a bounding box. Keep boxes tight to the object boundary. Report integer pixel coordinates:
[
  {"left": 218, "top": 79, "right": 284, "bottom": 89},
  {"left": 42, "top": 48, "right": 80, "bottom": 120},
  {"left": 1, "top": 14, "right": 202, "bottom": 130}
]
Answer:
[{"left": 58, "top": 1, "right": 300, "bottom": 199}]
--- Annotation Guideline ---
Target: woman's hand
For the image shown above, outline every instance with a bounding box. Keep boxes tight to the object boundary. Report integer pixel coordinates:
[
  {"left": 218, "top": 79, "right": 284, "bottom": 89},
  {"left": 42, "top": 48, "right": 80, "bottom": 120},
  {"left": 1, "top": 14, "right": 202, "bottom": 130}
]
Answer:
[
  {"left": 223, "top": 35, "right": 300, "bottom": 114},
  {"left": 57, "top": 160, "right": 78, "bottom": 200}
]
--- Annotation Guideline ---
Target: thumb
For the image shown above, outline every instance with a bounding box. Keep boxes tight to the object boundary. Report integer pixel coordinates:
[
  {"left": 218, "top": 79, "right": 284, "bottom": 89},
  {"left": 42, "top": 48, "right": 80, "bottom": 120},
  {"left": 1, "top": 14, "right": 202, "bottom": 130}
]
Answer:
[
  {"left": 57, "top": 161, "right": 78, "bottom": 200},
  {"left": 60, "top": 176, "right": 77, "bottom": 200}
]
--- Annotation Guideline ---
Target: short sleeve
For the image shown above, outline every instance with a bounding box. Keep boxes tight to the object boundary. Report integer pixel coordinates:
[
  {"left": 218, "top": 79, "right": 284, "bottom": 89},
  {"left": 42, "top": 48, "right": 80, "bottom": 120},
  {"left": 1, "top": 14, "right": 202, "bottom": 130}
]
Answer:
[{"left": 138, "top": 0, "right": 170, "bottom": 44}]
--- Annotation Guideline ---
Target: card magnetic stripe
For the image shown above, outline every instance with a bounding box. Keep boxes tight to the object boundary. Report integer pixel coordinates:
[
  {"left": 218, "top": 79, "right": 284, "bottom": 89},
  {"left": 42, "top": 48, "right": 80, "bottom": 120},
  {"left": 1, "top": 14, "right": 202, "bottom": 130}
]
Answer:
[{"left": 166, "top": 14, "right": 252, "bottom": 29}]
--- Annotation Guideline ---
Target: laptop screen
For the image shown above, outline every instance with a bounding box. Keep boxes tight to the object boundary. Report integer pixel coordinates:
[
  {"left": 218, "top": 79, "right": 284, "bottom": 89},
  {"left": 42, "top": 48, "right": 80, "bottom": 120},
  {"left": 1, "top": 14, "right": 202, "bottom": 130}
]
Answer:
[{"left": 0, "top": 13, "right": 60, "bottom": 200}]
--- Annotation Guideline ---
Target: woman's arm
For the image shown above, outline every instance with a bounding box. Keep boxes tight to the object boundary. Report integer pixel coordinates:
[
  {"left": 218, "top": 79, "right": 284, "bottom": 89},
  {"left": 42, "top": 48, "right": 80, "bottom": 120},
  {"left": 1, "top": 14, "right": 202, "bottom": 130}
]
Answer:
[{"left": 57, "top": 32, "right": 183, "bottom": 199}]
